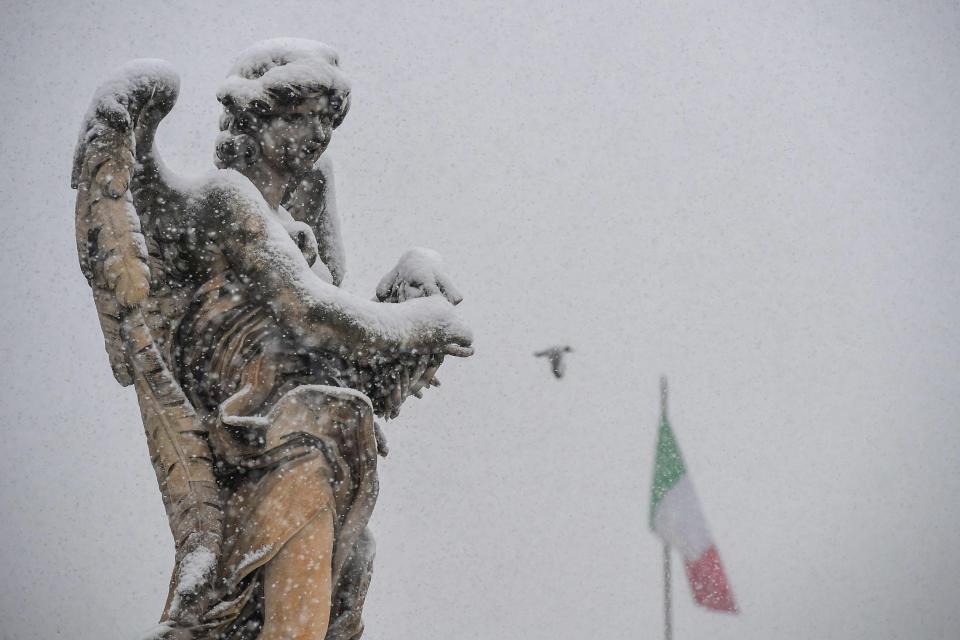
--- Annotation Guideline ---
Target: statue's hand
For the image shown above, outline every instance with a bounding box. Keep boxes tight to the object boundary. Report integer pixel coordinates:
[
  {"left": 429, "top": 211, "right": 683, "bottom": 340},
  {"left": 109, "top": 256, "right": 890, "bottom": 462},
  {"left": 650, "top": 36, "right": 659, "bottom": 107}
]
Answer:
[
  {"left": 363, "top": 296, "right": 472, "bottom": 362},
  {"left": 376, "top": 248, "right": 463, "bottom": 305},
  {"left": 394, "top": 294, "right": 473, "bottom": 361},
  {"left": 281, "top": 219, "right": 319, "bottom": 267},
  {"left": 354, "top": 295, "right": 472, "bottom": 418}
]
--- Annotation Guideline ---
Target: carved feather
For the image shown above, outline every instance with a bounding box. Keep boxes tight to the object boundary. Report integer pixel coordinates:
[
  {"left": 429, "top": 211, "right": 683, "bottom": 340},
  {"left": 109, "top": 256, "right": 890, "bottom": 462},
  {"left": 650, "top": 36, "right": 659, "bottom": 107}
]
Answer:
[
  {"left": 123, "top": 311, "right": 222, "bottom": 622},
  {"left": 91, "top": 288, "right": 134, "bottom": 386},
  {"left": 83, "top": 130, "right": 151, "bottom": 307}
]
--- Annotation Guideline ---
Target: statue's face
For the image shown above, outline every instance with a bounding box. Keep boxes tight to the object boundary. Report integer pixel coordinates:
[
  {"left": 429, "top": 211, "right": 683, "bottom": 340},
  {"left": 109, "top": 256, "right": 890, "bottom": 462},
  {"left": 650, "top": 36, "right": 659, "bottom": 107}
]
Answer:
[{"left": 259, "top": 98, "right": 334, "bottom": 175}]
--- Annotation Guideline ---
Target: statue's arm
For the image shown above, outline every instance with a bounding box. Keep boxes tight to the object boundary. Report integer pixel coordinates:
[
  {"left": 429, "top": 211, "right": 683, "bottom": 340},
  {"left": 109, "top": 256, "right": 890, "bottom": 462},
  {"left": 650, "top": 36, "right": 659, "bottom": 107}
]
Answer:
[{"left": 205, "top": 176, "right": 473, "bottom": 358}]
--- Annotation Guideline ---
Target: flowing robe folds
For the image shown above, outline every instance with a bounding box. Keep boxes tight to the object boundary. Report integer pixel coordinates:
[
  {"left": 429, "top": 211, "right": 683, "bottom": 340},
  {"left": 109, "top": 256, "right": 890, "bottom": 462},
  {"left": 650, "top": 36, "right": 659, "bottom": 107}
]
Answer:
[{"left": 161, "top": 270, "right": 379, "bottom": 640}]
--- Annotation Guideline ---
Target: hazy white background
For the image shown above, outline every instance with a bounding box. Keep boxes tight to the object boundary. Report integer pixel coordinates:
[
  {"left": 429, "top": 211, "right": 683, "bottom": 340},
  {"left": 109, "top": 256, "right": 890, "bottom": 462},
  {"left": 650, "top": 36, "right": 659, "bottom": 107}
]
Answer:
[{"left": 1, "top": 1, "right": 958, "bottom": 638}]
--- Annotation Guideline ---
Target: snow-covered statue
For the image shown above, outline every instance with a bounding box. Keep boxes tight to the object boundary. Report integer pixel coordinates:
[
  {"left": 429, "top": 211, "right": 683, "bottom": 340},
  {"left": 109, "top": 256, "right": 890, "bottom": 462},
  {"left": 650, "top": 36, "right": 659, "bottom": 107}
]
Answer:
[{"left": 71, "top": 39, "right": 472, "bottom": 640}]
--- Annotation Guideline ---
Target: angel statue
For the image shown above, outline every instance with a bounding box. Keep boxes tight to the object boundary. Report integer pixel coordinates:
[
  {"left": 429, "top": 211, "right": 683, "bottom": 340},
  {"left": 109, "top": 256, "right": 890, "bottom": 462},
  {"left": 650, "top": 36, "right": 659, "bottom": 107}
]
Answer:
[{"left": 71, "top": 39, "right": 473, "bottom": 640}]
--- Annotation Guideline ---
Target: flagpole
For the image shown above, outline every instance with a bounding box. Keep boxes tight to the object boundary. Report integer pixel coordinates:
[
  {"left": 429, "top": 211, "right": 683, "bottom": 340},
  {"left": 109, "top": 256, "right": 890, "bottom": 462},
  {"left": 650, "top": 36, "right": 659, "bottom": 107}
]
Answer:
[
  {"left": 664, "top": 542, "right": 673, "bottom": 640},
  {"left": 660, "top": 375, "right": 673, "bottom": 640}
]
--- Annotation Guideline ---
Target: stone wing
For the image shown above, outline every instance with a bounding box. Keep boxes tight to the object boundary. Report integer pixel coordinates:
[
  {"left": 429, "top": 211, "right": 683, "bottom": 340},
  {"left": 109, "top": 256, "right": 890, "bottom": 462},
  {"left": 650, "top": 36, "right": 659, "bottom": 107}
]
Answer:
[{"left": 71, "top": 60, "right": 222, "bottom": 627}]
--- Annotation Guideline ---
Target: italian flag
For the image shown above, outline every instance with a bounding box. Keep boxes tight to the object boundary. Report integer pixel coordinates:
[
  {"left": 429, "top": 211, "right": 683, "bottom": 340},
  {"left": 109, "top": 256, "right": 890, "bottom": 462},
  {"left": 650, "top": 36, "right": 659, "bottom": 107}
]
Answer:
[{"left": 650, "top": 412, "right": 738, "bottom": 613}]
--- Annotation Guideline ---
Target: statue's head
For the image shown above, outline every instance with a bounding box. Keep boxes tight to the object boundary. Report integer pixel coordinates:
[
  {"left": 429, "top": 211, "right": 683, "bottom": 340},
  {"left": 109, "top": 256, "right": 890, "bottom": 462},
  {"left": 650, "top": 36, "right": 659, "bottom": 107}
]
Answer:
[{"left": 214, "top": 39, "right": 351, "bottom": 173}]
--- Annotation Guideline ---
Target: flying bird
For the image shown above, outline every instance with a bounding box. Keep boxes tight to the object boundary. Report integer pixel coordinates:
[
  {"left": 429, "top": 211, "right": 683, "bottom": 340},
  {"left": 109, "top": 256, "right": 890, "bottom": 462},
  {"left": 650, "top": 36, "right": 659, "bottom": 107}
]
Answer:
[{"left": 534, "top": 345, "right": 573, "bottom": 379}]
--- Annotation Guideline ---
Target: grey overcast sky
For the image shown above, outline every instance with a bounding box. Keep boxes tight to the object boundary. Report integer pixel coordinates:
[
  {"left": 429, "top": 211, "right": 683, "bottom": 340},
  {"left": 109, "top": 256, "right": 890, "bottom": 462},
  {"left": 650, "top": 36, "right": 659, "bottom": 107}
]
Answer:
[{"left": 1, "top": 1, "right": 959, "bottom": 638}]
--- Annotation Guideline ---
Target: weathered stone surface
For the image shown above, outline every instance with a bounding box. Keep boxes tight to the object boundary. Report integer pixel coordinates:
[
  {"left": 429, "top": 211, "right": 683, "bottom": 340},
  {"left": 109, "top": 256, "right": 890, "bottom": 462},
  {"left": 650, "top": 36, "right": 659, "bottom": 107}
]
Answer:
[{"left": 72, "top": 39, "right": 472, "bottom": 639}]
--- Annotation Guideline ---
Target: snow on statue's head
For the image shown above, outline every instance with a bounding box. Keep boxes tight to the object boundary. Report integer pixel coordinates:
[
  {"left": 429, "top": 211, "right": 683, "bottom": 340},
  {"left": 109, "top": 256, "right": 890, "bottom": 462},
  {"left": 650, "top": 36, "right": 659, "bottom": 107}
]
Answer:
[{"left": 214, "top": 38, "right": 351, "bottom": 170}]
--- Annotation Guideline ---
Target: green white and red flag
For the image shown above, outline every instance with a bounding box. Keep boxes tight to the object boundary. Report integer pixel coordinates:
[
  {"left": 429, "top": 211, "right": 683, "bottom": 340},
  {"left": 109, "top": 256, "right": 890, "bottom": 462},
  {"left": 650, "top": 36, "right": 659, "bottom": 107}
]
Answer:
[{"left": 650, "top": 413, "right": 738, "bottom": 613}]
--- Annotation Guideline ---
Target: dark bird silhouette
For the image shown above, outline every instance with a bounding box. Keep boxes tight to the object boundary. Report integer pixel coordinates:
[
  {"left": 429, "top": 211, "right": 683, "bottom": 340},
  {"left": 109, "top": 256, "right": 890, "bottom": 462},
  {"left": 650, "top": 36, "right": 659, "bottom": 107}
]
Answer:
[{"left": 534, "top": 346, "right": 573, "bottom": 379}]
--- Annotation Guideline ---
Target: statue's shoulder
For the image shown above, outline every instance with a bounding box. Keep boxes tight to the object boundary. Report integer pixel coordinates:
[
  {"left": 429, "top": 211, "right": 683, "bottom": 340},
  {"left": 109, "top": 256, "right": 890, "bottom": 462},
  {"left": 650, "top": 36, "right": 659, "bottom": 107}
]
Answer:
[{"left": 195, "top": 169, "right": 269, "bottom": 212}]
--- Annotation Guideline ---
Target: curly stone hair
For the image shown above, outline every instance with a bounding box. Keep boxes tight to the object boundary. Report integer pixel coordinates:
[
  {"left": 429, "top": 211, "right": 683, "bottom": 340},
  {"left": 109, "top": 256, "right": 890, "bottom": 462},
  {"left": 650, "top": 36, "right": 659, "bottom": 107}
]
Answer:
[{"left": 214, "top": 46, "right": 351, "bottom": 170}]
